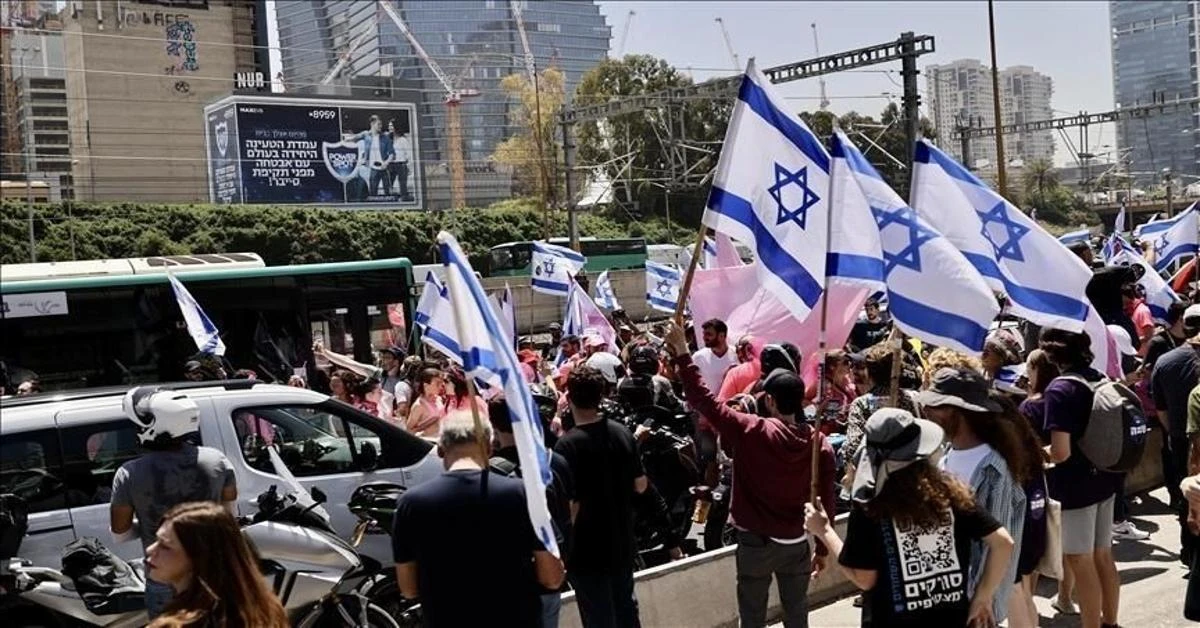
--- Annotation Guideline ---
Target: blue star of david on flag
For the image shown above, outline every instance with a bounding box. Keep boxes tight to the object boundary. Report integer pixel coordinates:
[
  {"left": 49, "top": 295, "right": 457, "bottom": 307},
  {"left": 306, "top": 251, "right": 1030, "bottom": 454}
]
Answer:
[
  {"left": 976, "top": 201, "right": 1031, "bottom": 262},
  {"left": 656, "top": 279, "right": 673, "bottom": 297},
  {"left": 1154, "top": 235, "right": 1169, "bottom": 258},
  {"left": 872, "top": 204, "right": 938, "bottom": 274},
  {"left": 541, "top": 257, "right": 556, "bottom": 276},
  {"left": 768, "top": 163, "right": 820, "bottom": 230}
]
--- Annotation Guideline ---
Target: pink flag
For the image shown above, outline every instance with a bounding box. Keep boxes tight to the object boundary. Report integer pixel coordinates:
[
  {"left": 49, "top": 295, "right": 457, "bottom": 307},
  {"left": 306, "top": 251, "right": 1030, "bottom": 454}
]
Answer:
[
  {"left": 565, "top": 280, "right": 617, "bottom": 351},
  {"left": 710, "top": 232, "right": 744, "bottom": 268},
  {"left": 689, "top": 263, "right": 872, "bottom": 365}
]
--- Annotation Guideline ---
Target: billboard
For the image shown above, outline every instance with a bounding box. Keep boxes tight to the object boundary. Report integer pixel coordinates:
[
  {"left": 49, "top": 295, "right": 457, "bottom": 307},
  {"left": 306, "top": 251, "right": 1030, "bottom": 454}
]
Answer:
[{"left": 203, "top": 96, "right": 422, "bottom": 208}]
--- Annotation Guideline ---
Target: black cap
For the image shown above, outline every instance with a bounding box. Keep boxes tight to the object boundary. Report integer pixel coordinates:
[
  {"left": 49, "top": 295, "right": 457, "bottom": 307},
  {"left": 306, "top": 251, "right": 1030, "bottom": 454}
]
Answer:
[
  {"left": 762, "top": 368, "right": 804, "bottom": 401},
  {"left": 380, "top": 346, "right": 406, "bottom": 358},
  {"left": 918, "top": 367, "right": 1002, "bottom": 413}
]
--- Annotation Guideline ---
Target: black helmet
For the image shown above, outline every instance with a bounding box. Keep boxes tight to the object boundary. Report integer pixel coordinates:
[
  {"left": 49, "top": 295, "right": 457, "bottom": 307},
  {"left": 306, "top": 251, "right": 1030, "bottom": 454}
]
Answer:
[{"left": 629, "top": 345, "right": 660, "bottom": 376}]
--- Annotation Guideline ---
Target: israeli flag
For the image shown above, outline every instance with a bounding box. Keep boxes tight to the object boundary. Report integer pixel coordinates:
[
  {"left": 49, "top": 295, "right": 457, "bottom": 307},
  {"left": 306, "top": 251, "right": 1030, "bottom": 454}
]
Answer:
[
  {"left": 1108, "top": 248, "right": 1182, "bottom": 322},
  {"left": 1114, "top": 204, "right": 1127, "bottom": 234},
  {"left": 994, "top": 363, "right": 1026, "bottom": 395},
  {"left": 645, "top": 260, "right": 683, "bottom": 313},
  {"left": 487, "top": 284, "right": 516, "bottom": 344},
  {"left": 531, "top": 241, "right": 586, "bottom": 296},
  {"left": 1143, "top": 206, "right": 1200, "bottom": 272},
  {"left": 702, "top": 237, "right": 719, "bottom": 267},
  {"left": 1057, "top": 229, "right": 1091, "bottom": 246},
  {"left": 911, "top": 140, "right": 1091, "bottom": 332},
  {"left": 413, "top": 272, "right": 445, "bottom": 330},
  {"left": 1101, "top": 232, "right": 1135, "bottom": 263},
  {"left": 417, "top": 280, "right": 461, "bottom": 360},
  {"left": 167, "top": 273, "right": 226, "bottom": 356},
  {"left": 828, "top": 130, "right": 999, "bottom": 354},
  {"left": 1134, "top": 212, "right": 1164, "bottom": 239},
  {"left": 594, "top": 270, "right": 620, "bottom": 310},
  {"left": 704, "top": 59, "right": 827, "bottom": 322},
  {"left": 436, "top": 231, "right": 560, "bottom": 557}
]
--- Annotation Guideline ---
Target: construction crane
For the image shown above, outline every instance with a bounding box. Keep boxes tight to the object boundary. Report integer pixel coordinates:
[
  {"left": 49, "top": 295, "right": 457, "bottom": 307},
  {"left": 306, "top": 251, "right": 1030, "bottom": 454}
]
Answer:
[
  {"left": 715, "top": 18, "right": 739, "bottom": 71},
  {"left": 811, "top": 23, "right": 829, "bottom": 110},
  {"left": 378, "top": 0, "right": 479, "bottom": 209},
  {"left": 617, "top": 10, "right": 634, "bottom": 57},
  {"left": 509, "top": 0, "right": 553, "bottom": 212},
  {"left": 319, "top": 30, "right": 371, "bottom": 86}
]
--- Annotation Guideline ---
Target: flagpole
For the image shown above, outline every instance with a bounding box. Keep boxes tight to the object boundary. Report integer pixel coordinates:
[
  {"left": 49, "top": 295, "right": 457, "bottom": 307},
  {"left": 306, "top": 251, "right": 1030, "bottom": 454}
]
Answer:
[
  {"left": 673, "top": 227, "right": 708, "bottom": 326},
  {"left": 442, "top": 256, "right": 492, "bottom": 462}
]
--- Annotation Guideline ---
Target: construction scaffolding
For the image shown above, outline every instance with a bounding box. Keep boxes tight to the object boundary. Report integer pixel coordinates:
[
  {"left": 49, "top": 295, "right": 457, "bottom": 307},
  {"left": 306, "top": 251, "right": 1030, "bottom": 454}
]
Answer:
[{"left": 558, "top": 32, "right": 936, "bottom": 248}]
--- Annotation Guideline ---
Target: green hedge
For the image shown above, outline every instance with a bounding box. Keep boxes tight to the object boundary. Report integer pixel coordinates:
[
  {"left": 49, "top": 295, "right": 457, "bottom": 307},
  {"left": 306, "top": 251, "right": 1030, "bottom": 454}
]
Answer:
[{"left": 0, "top": 199, "right": 691, "bottom": 267}]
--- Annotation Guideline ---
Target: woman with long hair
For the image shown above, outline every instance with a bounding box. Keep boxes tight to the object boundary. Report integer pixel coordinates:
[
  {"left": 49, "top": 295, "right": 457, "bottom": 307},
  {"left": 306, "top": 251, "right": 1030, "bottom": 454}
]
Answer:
[
  {"left": 443, "top": 367, "right": 488, "bottom": 418},
  {"left": 1036, "top": 328, "right": 1122, "bottom": 628},
  {"left": 147, "top": 502, "right": 288, "bottom": 628},
  {"left": 329, "top": 369, "right": 358, "bottom": 405},
  {"left": 994, "top": 391, "right": 1050, "bottom": 628},
  {"left": 406, "top": 367, "right": 446, "bottom": 437},
  {"left": 805, "top": 408, "right": 1014, "bottom": 627},
  {"left": 919, "top": 367, "right": 1028, "bottom": 624}
]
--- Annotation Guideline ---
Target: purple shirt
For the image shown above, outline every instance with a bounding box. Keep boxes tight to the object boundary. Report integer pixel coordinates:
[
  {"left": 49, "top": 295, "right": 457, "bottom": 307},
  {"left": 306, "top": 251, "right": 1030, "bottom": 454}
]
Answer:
[{"left": 1040, "top": 369, "right": 1121, "bottom": 509}]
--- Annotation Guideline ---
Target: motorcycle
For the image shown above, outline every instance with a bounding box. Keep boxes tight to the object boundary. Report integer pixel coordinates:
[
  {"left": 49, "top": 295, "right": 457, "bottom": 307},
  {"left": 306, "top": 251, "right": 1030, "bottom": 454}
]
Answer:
[
  {"left": 0, "top": 447, "right": 399, "bottom": 627},
  {"left": 346, "top": 482, "right": 421, "bottom": 627},
  {"left": 618, "top": 406, "right": 702, "bottom": 567}
]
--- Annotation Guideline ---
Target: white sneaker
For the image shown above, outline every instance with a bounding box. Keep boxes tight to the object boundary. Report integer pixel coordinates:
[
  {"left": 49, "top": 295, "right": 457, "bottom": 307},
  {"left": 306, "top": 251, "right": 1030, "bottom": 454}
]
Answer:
[{"left": 1112, "top": 520, "right": 1151, "bottom": 541}]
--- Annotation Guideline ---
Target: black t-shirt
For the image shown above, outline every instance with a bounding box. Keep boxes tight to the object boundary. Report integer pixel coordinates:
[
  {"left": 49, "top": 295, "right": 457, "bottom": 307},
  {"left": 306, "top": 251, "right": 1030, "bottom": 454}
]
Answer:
[
  {"left": 392, "top": 470, "right": 543, "bottom": 627},
  {"left": 1145, "top": 329, "right": 1183, "bottom": 372},
  {"left": 850, "top": 317, "right": 891, "bottom": 352},
  {"left": 839, "top": 504, "right": 1001, "bottom": 628},
  {"left": 553, "top": 418, "right": 645, "bottom": 574},
  {"left": 494, "top": 444, "right": 576, "bottom": 561}
]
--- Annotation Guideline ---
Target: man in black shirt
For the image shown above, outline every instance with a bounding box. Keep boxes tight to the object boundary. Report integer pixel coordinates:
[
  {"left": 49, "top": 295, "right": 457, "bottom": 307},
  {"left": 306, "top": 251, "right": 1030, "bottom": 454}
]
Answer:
[
  {"left": 488, "top": 397, "right": 577, "bottom": 628},
  {"left": 1146, "top": 301, "right": 1192, "bottom": 509},
  {"left": 849, "top": 298, "right": 891, "bottom": 352},
  {"left": 554, "top": 365, "right": 648, "bottom": 628},
  {"left": 393, "top": 411, "right": 564, "bottom": 628}
]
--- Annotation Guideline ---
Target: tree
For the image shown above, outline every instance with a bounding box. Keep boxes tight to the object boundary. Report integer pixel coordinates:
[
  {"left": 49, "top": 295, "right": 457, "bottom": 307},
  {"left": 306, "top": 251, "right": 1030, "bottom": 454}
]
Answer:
[
  {"left": 574, "top": 55, "right": 731, "bottom": 221},
  {"left": 491, "top": 67, "right": 566, "bottom": 210},
  {"left": 1021, "top": 158, "right": 1058, "bottom": 199}
]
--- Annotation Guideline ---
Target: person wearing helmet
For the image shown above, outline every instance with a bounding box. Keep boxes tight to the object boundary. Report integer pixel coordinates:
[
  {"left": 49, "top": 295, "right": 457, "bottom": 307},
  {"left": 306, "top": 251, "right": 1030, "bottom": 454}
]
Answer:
[
  {"left": 617, "top": 345, "right": 681, "bottom": 412},
  {"left": 109, "top": 387, "right": 237, "bottom": 619}
]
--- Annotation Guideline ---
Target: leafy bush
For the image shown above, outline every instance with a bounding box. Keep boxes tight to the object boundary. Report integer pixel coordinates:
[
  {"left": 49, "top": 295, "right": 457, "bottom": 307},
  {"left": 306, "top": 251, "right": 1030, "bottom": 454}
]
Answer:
[{"left": 0, "top": 199, "right": 686, "bottom": 266}]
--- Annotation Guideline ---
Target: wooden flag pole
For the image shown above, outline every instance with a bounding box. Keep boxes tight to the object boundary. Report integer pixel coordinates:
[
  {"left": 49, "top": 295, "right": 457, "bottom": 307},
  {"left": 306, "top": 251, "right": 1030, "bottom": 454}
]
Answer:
[
  {"left": 887, "top": 326, "right": 906, "bottom": 407},
  {"left": 673, "top": 228, "right": 709, "bottom": 327}
]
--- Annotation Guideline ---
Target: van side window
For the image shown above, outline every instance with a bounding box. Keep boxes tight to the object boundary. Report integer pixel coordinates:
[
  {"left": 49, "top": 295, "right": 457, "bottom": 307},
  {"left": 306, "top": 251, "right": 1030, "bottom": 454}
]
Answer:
[
  {"left": 232, "top": 406, "right": 358, "bottom": 477},
  {"left": 0, "top": 429, "right": 67, "bottom": 514},
  {"left": 59, "top": 421, "right": 144, "bottom": 507},
  {"left": 230, "top": 403, "right": 432, "bottom": 477}
]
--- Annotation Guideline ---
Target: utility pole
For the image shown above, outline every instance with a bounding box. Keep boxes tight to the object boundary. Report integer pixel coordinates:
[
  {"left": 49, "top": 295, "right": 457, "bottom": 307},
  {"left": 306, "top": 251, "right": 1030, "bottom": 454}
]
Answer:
[
  {"left": 560, "top": 107, "right": 579, "bottom": 251},
  {"left": 987, "top": 0, "right": 1008, "bottom": 196},
  {"left": 954, "top": 113, "right": 974, "bottom": 168},
  {"left": 899, "top": 32, "right": 921, "bottom": 170}
]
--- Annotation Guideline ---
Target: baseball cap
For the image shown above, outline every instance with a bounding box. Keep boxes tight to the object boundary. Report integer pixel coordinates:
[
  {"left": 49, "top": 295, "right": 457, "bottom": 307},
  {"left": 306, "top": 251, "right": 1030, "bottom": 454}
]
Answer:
[
  {"left": 762, "top": 368, "right": 805, "bottom": 402},
  {"left": 548, "top": 322, "right": 562, "bottom": 332},
  {"left": 918, "top": 367, "right": 1003, "bottom": 413},
  {"left": 379, "top": 346, "right": 406, "bottom": 359},
  {"left": 851, "top": 408, "right": 945, "bottom": 504},
  {"left": 1185, "top": 304, "right": 1200, "bottom": 324}
]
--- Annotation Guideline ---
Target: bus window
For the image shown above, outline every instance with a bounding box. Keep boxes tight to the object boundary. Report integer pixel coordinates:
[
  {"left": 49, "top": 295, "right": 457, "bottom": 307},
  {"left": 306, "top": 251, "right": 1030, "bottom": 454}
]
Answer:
[
  {"left": 310, "top": 307, "right": 355, "bottom": 357},
  {"left": 369, "top": 303, "right": 408, "bottom": 351},
  {"left": 488, "top": 244, "right": 532, "bottom": 276}
]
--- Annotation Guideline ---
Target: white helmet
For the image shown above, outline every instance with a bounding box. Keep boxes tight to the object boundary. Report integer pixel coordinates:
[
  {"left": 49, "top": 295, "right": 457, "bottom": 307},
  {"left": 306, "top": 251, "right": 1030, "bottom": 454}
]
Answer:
[
  {"left": 123, "top": 387, "right": 200, "bottom": 444},
  {"left": 585, "top": 352, "right": 626, "bottom": 385}
]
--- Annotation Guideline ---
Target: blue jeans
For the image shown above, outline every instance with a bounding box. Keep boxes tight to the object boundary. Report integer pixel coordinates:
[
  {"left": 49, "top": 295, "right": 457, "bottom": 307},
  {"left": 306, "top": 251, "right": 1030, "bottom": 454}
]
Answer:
[
  {"left": 569, "top": 569, "right": 641, "bottom": 628},
  {"left": 541, "top": 591, "right": 562, "bottom": 628},
  {"left": 144, "top": 578, "right": 174, "bottom": 619}
]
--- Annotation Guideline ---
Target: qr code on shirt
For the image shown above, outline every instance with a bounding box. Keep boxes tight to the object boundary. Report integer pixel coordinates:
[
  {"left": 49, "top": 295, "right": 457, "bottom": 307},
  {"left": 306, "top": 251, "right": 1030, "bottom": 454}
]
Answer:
[{"left": 892, "top": 511, "right": 960, "bottom": 580}]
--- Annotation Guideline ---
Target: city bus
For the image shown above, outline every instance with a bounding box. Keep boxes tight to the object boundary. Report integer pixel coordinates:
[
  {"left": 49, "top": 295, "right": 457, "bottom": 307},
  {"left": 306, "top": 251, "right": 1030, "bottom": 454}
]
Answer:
[
  {"left": 487, "top": 237, "right": 647, "bottom": 277},
  {"left": 0, "top": 254, "right": 415, "bottom": 391}
]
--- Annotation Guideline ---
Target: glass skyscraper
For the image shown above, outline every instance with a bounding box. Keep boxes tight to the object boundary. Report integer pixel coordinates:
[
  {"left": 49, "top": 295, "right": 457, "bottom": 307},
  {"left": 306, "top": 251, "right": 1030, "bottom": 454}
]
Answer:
[
  {"left": 1110, "top": 1, "right": 1199, "bottom": 180},
  {"left": 272, "top": 0, "right": 610, "bottom": 165}
]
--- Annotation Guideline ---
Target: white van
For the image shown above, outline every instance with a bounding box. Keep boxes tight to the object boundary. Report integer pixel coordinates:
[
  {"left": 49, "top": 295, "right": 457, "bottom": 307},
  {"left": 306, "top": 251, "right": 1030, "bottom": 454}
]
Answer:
[{"left": 0, "top": 380, "right": 442, "bottom": 568}]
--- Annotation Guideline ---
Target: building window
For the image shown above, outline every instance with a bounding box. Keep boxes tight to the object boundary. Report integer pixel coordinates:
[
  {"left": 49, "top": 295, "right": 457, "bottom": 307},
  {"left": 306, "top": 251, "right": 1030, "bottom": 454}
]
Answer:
[{"left": 537, "top": 23, "right": 561, "bottom": 33}]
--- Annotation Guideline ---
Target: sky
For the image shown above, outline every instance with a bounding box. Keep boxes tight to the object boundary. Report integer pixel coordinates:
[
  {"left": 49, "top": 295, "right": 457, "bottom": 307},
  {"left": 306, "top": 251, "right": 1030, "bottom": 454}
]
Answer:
[{"left": 596, "top": 1, "right": 1114, "bottom": 165}]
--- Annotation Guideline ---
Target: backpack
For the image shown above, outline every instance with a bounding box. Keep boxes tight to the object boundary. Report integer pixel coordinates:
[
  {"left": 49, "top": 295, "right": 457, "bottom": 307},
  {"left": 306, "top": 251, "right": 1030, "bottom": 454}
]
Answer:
[{"left": 1056, "top": 375, "right": 1148, "bottom": 472}]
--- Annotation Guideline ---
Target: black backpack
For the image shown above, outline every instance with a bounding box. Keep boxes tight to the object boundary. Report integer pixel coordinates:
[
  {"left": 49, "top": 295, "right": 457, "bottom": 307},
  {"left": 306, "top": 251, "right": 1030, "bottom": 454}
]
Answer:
[{"left": 60, "top": 537, "right": 145, "bottom": 615}]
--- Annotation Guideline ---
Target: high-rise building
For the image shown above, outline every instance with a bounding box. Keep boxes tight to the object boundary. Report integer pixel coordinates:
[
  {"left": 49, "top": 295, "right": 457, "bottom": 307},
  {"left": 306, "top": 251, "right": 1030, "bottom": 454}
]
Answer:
[
  {"left": 271, "top": 0, "right": 610, "bottom": 207},
  {"left": 1110, "top": 1, "right": 1198, "bottom": 181},
  {"left": 3, "top": 27, "right": 73, "bottom": 198},
  {"left": 63, "top": 0, "right": 264, "bottom": 202},
  {"left": 925, "top": 59, "right": 1055, "bottom": 168}
]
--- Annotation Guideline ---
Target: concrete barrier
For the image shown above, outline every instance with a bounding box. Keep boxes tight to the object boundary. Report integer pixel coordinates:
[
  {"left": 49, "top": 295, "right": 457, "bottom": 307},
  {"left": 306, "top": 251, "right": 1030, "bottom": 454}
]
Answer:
[{"left": 554, "top": 430, "right": 1167, "bottom": 628}]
